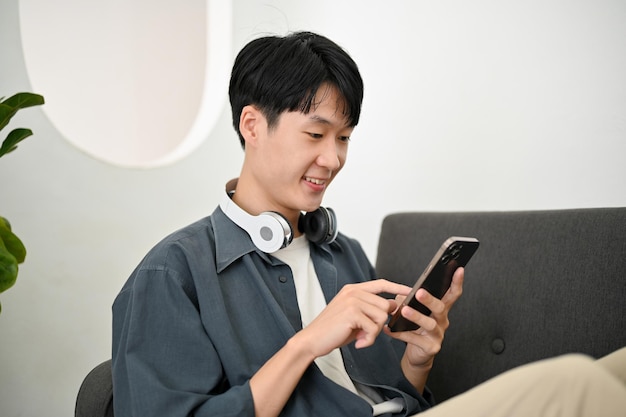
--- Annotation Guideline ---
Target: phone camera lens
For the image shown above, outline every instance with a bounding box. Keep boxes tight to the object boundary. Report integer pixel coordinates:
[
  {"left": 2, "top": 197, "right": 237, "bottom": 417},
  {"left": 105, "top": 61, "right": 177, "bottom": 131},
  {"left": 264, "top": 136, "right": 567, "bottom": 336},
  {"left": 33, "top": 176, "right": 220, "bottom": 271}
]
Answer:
[{"left": 449, "top": 243, "right": 462, "bottom": 260}]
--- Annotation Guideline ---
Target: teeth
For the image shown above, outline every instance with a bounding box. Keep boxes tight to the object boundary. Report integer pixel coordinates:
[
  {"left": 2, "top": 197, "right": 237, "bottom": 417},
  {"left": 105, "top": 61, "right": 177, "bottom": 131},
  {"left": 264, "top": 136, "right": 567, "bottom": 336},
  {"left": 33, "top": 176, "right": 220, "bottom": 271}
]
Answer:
[{"left": 305, "top": 177, "right": 325, "bottom": 185}]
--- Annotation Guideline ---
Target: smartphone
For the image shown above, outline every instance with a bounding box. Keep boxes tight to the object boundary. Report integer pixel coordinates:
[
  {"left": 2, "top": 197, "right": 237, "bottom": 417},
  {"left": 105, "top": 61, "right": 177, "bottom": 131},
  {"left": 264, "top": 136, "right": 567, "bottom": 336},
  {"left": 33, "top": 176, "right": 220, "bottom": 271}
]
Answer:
[{"left": 388, "top": 236, "right": 480, "bottom": 332}]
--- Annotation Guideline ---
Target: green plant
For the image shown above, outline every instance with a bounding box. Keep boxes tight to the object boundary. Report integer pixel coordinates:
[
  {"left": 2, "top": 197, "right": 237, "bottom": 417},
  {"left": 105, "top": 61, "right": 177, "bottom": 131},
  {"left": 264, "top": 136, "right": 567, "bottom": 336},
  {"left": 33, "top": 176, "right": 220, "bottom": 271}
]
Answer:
[{"left": 0, "top": 92, "right": 44, "bottom": 313}]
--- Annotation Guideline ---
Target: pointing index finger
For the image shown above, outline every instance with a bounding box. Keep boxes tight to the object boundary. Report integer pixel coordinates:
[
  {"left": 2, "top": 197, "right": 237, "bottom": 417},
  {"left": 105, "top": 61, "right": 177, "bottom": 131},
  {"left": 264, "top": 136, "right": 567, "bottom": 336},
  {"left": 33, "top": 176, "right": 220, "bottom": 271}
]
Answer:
[{"left": 364, "top": 279, "right": 412, "bottom": 297}]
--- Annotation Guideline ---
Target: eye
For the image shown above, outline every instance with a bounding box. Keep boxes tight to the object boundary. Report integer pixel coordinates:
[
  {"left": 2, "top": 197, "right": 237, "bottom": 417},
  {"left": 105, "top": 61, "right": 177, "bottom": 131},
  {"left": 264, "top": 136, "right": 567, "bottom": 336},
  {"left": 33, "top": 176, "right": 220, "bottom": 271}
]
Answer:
[
  {"left": 308, "top": 132, "right": 323, "bottom": 139},
  {"left": 338, "top": 136, "right": 351, "bottom": 143}
]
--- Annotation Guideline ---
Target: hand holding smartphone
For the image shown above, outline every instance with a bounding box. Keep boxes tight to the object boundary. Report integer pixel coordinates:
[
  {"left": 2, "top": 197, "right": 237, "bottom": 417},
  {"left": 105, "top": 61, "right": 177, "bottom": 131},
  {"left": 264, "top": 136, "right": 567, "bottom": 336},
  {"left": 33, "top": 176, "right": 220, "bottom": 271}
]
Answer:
[{"left": 387, "top": 236, "right": 479, "bottom": 332}]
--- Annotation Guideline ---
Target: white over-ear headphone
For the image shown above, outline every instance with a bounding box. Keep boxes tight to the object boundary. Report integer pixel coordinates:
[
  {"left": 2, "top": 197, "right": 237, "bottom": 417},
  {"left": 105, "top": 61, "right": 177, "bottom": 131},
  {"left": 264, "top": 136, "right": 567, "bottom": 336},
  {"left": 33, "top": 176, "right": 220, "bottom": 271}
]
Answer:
[
  {"left": 220, "top": 192, "right": 293, "bottom": 253},
  {"left": 219, "top": 180, "right": 338, "bottom": 253}
]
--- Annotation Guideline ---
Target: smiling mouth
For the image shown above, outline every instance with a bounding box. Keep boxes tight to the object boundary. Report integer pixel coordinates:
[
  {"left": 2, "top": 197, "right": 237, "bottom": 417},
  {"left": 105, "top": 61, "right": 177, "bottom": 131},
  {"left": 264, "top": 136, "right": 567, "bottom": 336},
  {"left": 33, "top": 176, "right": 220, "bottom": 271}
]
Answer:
[{"left": 305, "top": 177, "right": 326, "bottom": 186}]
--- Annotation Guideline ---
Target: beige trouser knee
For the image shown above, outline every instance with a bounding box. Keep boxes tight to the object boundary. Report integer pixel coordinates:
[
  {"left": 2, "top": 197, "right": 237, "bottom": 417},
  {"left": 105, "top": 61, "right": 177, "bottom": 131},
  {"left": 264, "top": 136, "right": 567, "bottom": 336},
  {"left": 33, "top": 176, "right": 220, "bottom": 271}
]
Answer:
[
  {"left": 415, "top": 348, "right": 626, "bottom": 417},
  {"left": 597, "top": 346, "right": 626, "bottom": 386}
]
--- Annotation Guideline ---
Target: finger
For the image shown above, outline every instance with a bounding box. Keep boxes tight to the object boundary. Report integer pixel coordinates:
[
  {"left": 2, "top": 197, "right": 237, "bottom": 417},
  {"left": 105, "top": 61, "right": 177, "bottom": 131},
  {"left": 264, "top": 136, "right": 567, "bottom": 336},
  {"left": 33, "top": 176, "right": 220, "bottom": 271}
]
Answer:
[
  {"left": 359, "top": 279, "right": 412, "bottom": 297},
  {"left": 416, "top": 288, "right": 451, "bottom": 332},
  {"left": 416, "top": 288, "right": 445, "bottom": 315},
  {"left": 401, "top": 331, "right": 443, "bottom": 358},
  {"left": 353, "top": 325, "right": 379, "bottom": 349},
  {"left": 358, "top": 298, "right": 397, "bottom": 326},
  {"left": 338, "top": 284, "right": 399, "bottom": 315},
  {"left": 398, "top": 304, "right": 438, "bottom": 332},
  {"left": 349, "top": 303, "right": 392, "bottom": 348},
  {"left": 441, "top": 267, "right": 464, "bottom": 305},
  {"left": 328, "top": 288, "right": 398, "bottom": 346},
  {"left": 383, "top": 322, "right": 442, "bottom": 355},
  {"left": 393, "top": 294, "right": 407, "bottom": 313},
  {"left": 387, "top": 324, "right": 442, "bottom": 350}
]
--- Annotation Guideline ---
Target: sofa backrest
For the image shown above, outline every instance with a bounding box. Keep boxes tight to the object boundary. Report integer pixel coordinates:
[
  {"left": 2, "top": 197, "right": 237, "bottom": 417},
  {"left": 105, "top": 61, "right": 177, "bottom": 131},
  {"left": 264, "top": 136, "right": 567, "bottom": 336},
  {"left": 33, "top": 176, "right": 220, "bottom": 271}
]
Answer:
[{"left": 375, "top": 208, "right": 626, "bottom": 403}]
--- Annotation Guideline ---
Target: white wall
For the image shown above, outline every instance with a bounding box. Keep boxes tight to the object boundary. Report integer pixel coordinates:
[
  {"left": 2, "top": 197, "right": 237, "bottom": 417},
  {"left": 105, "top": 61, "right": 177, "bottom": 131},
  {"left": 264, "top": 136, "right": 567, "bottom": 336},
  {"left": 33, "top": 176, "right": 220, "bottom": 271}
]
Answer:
[{"left": 1, "top": 0, "right": 625, "bottom": 416}]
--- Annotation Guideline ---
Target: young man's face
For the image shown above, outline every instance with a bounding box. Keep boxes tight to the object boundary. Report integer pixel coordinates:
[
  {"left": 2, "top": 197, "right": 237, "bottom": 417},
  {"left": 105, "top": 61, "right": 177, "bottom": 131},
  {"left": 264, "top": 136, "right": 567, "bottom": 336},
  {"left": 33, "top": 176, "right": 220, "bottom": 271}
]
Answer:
[{"left": 243, "top": 84, "right": 354, "bottom": 221}]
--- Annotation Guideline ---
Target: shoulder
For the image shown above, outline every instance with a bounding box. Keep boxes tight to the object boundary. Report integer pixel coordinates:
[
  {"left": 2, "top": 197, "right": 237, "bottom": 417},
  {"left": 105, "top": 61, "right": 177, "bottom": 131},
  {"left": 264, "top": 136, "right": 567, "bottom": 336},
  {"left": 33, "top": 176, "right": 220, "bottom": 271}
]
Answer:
[
  {"left": 119, "top": 216, "right": 217, "bottom": 292},
  {"left": 332, "top": 232, "right": 369, "bottom": 261},
  {"left": 142, "top": 216, "right": 216, "bottom": 266}
]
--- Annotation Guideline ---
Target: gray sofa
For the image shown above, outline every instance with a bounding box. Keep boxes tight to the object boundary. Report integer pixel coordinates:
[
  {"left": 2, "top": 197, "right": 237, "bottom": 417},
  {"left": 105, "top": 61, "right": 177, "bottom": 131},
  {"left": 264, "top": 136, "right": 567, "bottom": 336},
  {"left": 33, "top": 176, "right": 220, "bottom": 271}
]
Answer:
[
  {"left": 376, "top": 207, "right": 626, "bottom": 403},
  {"left": 76, "top": 207, "right": 626, "bottom": 415}
]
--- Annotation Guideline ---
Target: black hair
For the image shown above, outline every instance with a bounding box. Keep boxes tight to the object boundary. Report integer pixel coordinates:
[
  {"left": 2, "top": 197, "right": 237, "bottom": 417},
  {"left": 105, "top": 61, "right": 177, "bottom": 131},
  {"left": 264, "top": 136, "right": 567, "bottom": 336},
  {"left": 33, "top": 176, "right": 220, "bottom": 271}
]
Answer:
[{"left": 229, "top": 31, "right": 364, "bottom": 148}]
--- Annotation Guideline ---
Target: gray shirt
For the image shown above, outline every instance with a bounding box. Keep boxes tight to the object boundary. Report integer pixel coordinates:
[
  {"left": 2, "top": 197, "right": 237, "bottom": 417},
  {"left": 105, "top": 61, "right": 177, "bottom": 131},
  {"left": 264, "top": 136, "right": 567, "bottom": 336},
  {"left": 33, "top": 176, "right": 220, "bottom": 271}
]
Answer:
[{"left": 112, "top": 206, "right": 434, "bottom": 416}]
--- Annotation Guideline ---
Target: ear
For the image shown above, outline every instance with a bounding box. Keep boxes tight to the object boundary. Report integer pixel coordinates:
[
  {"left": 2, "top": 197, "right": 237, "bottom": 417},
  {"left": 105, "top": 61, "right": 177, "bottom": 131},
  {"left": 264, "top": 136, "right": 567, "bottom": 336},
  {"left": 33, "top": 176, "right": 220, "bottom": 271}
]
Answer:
[{"left": 239, "top": 105, "right": 264, "bottom": 147}]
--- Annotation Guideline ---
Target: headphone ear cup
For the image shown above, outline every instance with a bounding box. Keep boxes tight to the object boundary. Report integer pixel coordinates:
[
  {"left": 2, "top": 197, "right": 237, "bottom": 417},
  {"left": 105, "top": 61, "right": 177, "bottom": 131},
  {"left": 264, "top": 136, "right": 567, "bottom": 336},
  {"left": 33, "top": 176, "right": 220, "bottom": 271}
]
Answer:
[
  {"left": 323, "top": 207, "right": 338, "bottom": 244},
  {"left": 251, "top": 212, "right": 293, "bottom": 253},
  {"left": 299, "top": 207, "right": 338, "bottom": 245},
  {"left": 220, "top": 193, "right": 294, "bottom": 253}
]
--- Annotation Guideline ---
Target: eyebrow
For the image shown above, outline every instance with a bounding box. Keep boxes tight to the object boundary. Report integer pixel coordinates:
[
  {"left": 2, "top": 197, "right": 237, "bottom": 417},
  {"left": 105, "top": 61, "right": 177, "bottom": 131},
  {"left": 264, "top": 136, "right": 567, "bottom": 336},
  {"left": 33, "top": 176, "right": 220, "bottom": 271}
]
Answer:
[
  {"left": 307, "top": 114, "right": 351, "bottom": 131},
  {"left": 308, "top": 115, "right": 333, "bottom": 125}
]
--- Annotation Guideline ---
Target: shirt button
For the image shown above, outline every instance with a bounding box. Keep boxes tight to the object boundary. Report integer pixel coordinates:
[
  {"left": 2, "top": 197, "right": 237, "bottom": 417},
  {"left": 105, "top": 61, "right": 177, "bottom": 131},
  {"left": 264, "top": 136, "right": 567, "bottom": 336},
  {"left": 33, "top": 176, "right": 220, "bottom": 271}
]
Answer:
[
  {"left": 491, "top": 338, "right": 505, "bottom": 354},
  {"left": 278, "top": 276, "right": 288, "bottom": 283}
]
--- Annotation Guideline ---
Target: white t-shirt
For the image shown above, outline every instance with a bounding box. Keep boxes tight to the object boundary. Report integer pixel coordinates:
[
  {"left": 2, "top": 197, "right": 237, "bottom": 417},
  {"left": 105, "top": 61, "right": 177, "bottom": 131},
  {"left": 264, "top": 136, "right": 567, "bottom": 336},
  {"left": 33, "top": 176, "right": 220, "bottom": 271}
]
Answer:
[
  {"left": 272, "top": 237, "right": 358, "bottom": 393},
  {"left": 272, "top": 236, "right": 404, "bottom": 416}
]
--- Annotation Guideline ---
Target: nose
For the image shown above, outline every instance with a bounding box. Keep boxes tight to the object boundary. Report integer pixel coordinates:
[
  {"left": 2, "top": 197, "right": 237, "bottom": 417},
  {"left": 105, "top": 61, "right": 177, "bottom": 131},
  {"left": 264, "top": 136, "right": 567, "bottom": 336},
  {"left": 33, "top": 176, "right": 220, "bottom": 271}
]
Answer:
[{"left": 316, "top": 137, "right": 343, "bottom": 171}]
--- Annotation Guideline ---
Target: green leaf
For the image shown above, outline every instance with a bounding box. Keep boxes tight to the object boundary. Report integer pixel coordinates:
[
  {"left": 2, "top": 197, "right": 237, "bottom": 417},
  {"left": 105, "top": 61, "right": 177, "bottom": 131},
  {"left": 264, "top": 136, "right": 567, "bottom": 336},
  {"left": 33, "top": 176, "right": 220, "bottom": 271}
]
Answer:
[
  {"left": 0, "top": 103, "right": 16, "bottom": 132},
  {"left": 0, "top": 239, "right": 19, "bottom": 293},
  {"left": 0, "top": 128, "right": 33, "bottom": 158},
  {"left": 0, "top": 217, "right": 26, "bottom": 263},
  {"left": 1, "top": 92, "right": 45, "bottom": 109},
  {"left": 0, "top": 92, "right": 45, "bottom": 133}
]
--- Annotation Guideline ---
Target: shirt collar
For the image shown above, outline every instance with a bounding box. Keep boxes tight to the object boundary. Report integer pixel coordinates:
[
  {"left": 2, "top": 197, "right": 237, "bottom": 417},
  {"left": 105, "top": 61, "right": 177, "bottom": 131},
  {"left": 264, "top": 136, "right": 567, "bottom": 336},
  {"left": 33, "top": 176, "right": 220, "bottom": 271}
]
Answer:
[{"left": 212, "top": 206, "right": 266, "bottom": 272}]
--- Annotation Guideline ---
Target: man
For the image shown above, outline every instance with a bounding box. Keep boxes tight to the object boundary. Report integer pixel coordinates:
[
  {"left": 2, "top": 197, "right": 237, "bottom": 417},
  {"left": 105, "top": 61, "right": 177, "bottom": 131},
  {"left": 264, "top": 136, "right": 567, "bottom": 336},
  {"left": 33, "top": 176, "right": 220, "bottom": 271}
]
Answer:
[
  {"left": 112, "top": 31, "right": 626, "bottom": 417},
  {"left": 113, "top": 30, "right": 451, "bottom": 416}
]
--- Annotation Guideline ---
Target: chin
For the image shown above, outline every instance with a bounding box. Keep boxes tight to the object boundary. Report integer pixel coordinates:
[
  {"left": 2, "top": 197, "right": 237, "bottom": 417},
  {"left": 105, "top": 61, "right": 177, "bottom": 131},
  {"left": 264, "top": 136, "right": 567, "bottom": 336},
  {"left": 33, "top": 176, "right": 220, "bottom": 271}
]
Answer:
[{"left": 299, "top": 201, "right": 322, "bottom": 213}]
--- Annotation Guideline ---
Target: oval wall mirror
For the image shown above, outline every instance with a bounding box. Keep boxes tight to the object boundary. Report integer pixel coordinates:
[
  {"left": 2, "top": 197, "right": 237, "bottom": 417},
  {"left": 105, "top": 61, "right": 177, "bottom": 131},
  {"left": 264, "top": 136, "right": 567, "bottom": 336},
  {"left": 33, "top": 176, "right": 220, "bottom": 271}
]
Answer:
[{"left": 18, "top": 0, "right": 232, "bottom": 168}]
